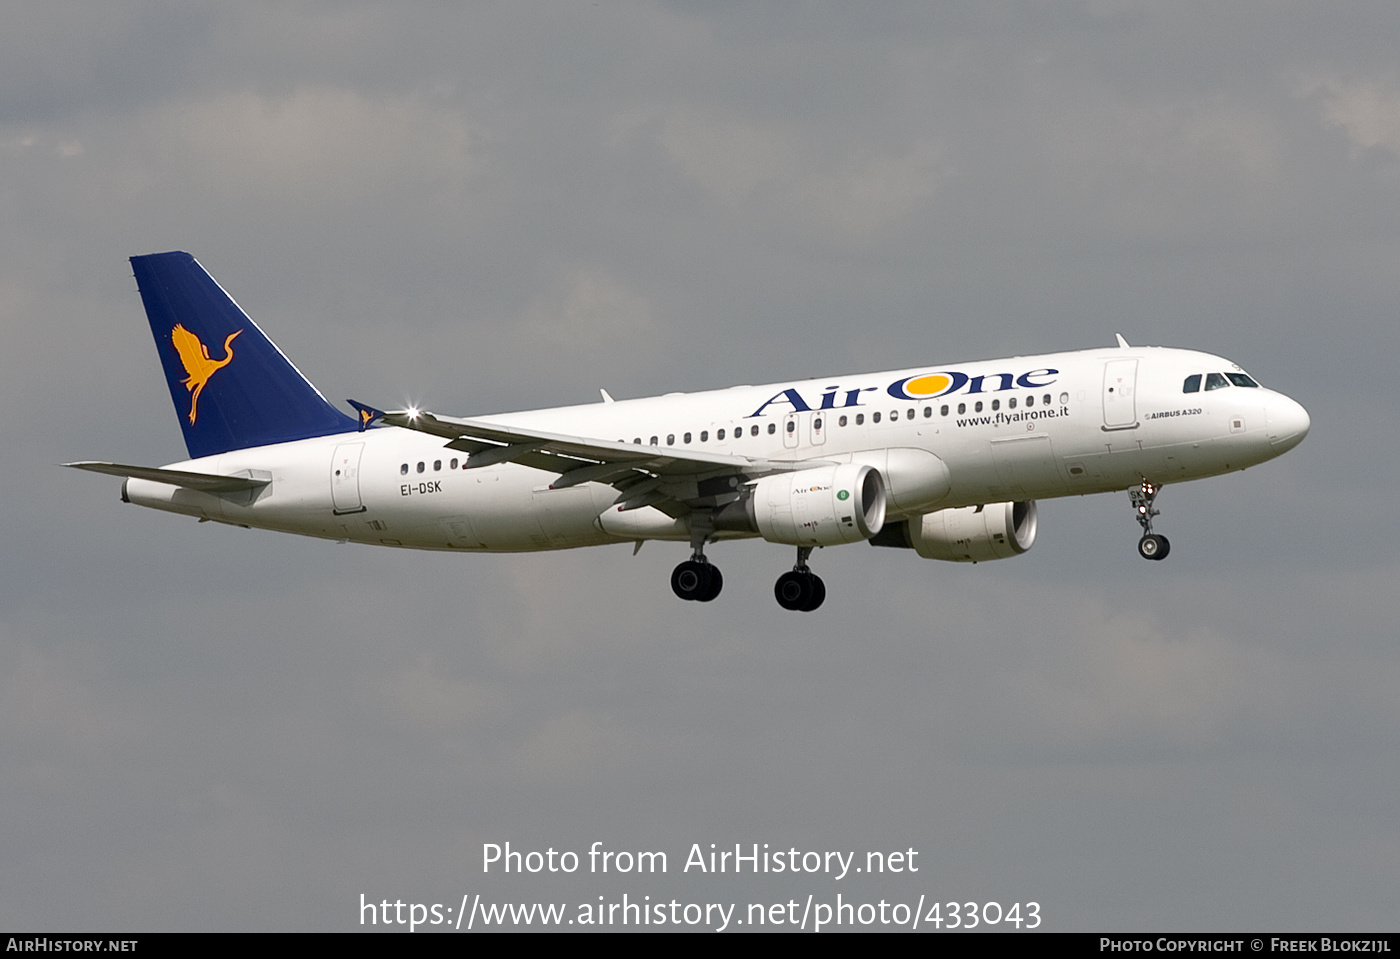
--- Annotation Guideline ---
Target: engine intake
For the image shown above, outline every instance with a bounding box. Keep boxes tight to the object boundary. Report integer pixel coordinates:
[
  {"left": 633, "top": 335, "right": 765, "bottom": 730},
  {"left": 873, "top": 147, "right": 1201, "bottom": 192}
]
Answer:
[{"left": 870, "top": 500, "right": 1037, "bottom": 562}]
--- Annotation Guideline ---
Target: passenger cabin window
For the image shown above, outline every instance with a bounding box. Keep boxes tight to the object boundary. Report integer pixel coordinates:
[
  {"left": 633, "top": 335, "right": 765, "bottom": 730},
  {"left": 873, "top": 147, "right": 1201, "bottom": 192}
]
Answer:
[
  {"left": 717, "top": 429, "right": 725, "bottom": 440},
  {"left": 872, "top": 412, "right": 881, "bottom": 424},
  {"left": 839, "top": 415, "right": 848, "bottom": 427},
  {"left": 434, "top": 460, "right": 441, "bottom": 471},
  {"left": 923, "top": 406, "right": 932, "bottom": 418},
  {"left": 1226, "top": 373, "right": 1259, "bottom": 388},
  {"left": 1205, "top": 372, "right": 1229, "bottom": 391},
  {"left": 416, "top": 462, "right": 425, "bottom": 473},
  {"left": 957, "top": 403, "right": 965, "bottom": 414},
  {"left": 940, "top": 405, "right": 949, "bottom": 416},
  {"left": 1008, "top": 397, "right": 1017, "bottom": 409},
  {"left": 751, "top": 425, "right": 760, "bottom": 436},
  {"left": 700, "top": 430, "right": 708, "bottom": 442},
  {"left": 1183, "top": 374, "right": 1202, "bottom": 393},
  {"left": 767, "top": 423, "right": 776, "bottom": 434},
  {"left": 400, "top": 463, "right": 408, "bottom": 475},
  {"left": 991, "top": 399, "right": 1000, "bottom": 411},
  {"left": 855, "top": 413, "right": 865, "bottom": 425},
  {"left": 650, "top": 435, "right": 658, "bottom": 445},
  {"left": 450, "top": 458, "right": 459, "bottom": 469},
  {"left": 684, "top": 432, "right": 692, "bottom": 443},
  {"left": 1026, "top": 395, "right": 1034, "bottom": 407},
  {"left": 667, "top": 434, "right": 675, "bottom": 445},
  {"left": 974, "top": 401, "right": 983, "bottom": 413}
]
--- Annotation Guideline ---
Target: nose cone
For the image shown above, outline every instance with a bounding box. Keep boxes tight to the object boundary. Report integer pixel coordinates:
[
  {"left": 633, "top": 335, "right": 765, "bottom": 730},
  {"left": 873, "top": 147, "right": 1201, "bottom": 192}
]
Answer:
[{"left": 1267, "top": 394, "right": 1310, "bottom": 453}]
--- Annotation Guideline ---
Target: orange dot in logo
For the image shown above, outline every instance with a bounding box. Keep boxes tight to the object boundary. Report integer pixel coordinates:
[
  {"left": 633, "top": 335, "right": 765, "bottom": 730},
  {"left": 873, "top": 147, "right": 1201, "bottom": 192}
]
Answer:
[{"left": 903, "top": 374, "right": 952, "bottom": 397}]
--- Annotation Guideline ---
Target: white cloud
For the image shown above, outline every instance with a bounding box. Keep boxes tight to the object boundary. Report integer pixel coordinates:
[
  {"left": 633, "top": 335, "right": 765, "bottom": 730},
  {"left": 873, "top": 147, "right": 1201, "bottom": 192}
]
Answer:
[
  {"left": 146, "top": 87, "right": 473, "bottom": 202},
  {"left": 513, "top": 267, "right": 655, "bottom": 354},
  {"left": 1031, "top": 90, "right": 1286, "bottom": 238},
  {"left": 380, "top": 653, "right": 505, "bottom": 731},
  {"left": 1302, "top": 74, "right": 1400, "bottom": 159},
  {"left": 656, "top": 108, "right": 949, "bottom": 243},
  {"left": 508, "top": 709, "right": 644, "bottom": 784}
]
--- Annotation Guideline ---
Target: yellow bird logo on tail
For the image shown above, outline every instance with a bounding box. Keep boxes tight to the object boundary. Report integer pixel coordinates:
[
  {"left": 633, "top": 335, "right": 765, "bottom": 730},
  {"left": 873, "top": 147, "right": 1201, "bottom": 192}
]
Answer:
[{"left": 171, "top": 324, "right": 242, "bottom": 424}]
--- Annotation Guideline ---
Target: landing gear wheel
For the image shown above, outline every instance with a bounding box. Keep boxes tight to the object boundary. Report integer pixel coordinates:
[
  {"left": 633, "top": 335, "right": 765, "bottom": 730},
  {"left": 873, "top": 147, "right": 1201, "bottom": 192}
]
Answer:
[
  {"left": 774, "top": 570, "right": 824, "bottom": 611},
  {"left": 1129, "top": 481, "right": 1171, "bottom": 561},
  {"left": 775, "top": 571, "right": 814, "bottom": 611},
  {"left": 1137, "top": 534, "right": 1170, "bottom": 561},
  {"left": 674, "top": 517, "right": 722, "bottom": 602},
  {"left": 672, "top": 560, "right": 716, "bottom": 601},
  {"left": 699, "top": 565, "right": 723, "bottom": 602}
]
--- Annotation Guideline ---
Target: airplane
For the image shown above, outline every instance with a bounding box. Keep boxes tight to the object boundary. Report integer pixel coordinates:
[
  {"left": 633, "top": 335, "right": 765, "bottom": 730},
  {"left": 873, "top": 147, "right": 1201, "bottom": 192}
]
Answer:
[{"left": 68, "top": 251, "right": 1311, "bottom": 611}]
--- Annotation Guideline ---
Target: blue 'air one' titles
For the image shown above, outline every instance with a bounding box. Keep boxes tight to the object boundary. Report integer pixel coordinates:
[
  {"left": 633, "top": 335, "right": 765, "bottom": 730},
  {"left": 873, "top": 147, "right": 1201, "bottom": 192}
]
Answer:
[{"left": 748, "top": 368, "right": 1060, "bottom": 418}]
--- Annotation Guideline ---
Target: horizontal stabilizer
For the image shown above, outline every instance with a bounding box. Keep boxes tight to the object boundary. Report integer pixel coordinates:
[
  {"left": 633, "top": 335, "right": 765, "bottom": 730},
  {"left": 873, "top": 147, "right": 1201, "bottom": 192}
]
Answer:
[{"left": 64, "top": 461, "right": 270, "bottom": 493}]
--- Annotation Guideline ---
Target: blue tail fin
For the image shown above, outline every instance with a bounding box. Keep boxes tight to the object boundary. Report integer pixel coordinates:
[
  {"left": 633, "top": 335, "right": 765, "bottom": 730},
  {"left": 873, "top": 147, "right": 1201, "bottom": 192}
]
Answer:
[{"left": 131, "top": 252, "right": 358, "bottom": 458}]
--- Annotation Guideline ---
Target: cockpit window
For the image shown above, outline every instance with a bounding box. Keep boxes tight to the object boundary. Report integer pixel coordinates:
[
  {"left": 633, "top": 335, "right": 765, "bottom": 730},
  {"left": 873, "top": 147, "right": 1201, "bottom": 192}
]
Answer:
[
  {"left": 1226, "top": 372, "right": 1259, "bottom": 388},
  {"left": 1204, "top": 372, "right": 1229, "bottom": 391},
  {"left": 1183, "top": 374, "right": 1201, "bottom": 393}
]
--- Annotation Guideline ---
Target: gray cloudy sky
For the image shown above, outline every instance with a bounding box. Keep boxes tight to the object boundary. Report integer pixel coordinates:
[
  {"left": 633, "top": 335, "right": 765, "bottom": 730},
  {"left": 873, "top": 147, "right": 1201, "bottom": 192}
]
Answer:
[{"left": 4, "top": 1, "right": 1398, "bottom": 931}]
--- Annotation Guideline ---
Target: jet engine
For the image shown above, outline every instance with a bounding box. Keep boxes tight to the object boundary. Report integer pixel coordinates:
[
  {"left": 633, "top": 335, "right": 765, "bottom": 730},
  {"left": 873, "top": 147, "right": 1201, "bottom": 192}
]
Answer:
[
  {"left": 870, "top": 500, "right": 1037, "bottom": 562},
  {"left": 741, "top": 463, "right": 887, "bottom": 546}
]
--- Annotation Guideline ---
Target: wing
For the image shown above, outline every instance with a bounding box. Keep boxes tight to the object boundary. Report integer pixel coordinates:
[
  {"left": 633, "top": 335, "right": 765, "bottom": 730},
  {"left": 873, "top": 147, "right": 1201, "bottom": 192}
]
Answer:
[
  {"left": 357, "top": 403, "right": 832, "bottom": 515},
  {"left": 64, "top": 461, "right": 271, "bottom": 494}
]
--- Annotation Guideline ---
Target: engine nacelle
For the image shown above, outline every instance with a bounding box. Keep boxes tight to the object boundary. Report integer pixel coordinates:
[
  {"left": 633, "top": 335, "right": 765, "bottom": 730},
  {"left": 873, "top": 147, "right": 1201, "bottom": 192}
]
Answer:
[
  {"left": 747, "top": 464, "right": 886, "bottom": 546},
  {"left": 871, "top": 500, "right": 1037, "bottom": 562}
]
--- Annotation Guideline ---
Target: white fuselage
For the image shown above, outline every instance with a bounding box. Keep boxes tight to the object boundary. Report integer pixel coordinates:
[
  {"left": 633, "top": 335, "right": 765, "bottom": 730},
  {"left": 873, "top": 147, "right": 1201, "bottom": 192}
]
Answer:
[{"left": 123, "top": 346, "right": 1310, "bottom": 552}]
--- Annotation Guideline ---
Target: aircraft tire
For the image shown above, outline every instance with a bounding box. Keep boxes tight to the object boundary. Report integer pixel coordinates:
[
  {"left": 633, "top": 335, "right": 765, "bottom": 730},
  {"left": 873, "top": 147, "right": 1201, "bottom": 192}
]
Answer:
[
  {"left": 775, "top": 570, "right": 815, "bottom": 611},
  {"left": 802, "top": 574, "right": 826, "bottom": 611},
  {"left": 1137, "top": 534, "right": 1170, "bottom": 561},
  {"left": 698, "top": 565, "right": 723, "bottom": 602},
  {"left": 671, "top": 561, "right": 714, "bottom": 601}
]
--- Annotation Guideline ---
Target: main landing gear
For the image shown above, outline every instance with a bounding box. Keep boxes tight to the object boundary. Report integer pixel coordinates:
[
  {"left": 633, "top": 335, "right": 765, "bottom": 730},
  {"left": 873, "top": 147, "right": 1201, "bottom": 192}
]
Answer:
[
  {"left": 669, "top": 541, "right": 827, "bottom": 611},
  {"left": 774, "top": 546, "right": 826, "bottom": 612},
  {"left": 671, "top": 552, "right": 723, "bottom": 603},
  {"left": 671, "top": 558, "right": 722, "bottom": 602},
  {"left": 671, "top": 520, "right": 722, "bottom": 602},
  {"left": 1129, "top": 480, "right": 1170, "bottom": 561}
]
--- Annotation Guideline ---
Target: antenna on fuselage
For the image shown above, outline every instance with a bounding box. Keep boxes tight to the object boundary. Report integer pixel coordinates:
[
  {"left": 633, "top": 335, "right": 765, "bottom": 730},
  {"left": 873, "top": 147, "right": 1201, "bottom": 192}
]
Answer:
[{"left": 1114, "top": 333, "right": 1131, "bottom": 348}]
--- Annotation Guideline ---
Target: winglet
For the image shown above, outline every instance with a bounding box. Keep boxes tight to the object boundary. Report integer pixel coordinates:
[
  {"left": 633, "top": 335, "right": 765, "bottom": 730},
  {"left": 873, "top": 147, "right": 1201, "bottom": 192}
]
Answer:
[
  {"left": 1115, "top": 333, "right": 1131, "bottom": 348},
  {"left": 347, "top": 399, "right": 386, "bottom": 432}
]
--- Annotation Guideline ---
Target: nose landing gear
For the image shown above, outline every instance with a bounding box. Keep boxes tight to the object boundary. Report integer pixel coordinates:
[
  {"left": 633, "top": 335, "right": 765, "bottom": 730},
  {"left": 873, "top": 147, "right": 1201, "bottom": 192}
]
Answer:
[
  {"left": 1129, "top": 480, "right": 1170, "bottom": 561},
  {"left": 774, "top": 546, "right": 826, "bottom": 611}
]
